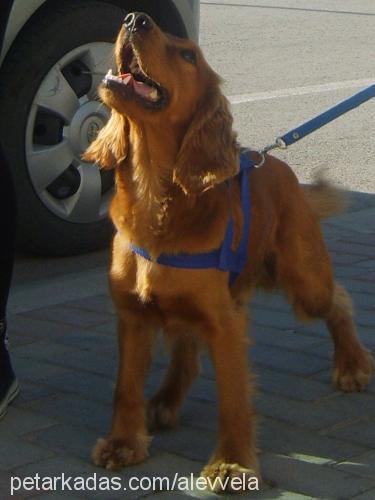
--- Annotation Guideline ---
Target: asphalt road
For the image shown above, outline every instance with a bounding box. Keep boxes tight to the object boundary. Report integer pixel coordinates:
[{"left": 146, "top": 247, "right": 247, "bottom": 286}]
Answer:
[
  {"left": 11, "top": 0, "right": 375, "bottom": 299},
  {"left": 200, "top": 0, "right": 375, "bottom": 191}
]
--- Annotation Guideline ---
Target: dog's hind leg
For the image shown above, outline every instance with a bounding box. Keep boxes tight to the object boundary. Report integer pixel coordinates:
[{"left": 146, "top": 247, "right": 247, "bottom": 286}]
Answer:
[
  {"left": 325, "top": 282, "right": 374, "bottom": 391},
  {"left": 147, "top": 332, "right": 200, "bottom": 430},
  {"left": 278, "top": 218, "right": 374, "bottom": 392},
  {"left": 291, "top": 276, "right": 373, "bottom": 392}
]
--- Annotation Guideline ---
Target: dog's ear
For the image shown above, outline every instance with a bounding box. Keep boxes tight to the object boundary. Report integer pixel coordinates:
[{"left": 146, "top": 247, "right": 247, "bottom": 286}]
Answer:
[
  {"left": 82, "top": 111, "right": 129, "bottom": 169},
  {"left": 173, "top": 92, "right": 239, "bottom": 195}
]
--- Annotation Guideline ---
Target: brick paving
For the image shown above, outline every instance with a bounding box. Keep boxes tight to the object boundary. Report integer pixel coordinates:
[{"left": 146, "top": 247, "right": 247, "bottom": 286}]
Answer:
[{"left": 1, "top": 194, "right": 375, "bottom": 499}]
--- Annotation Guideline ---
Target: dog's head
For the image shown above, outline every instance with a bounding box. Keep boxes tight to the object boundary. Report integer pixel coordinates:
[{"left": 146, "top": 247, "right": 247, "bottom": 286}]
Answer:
[{"left": 83, "top": 12, "right": 239, "bottom": 194}]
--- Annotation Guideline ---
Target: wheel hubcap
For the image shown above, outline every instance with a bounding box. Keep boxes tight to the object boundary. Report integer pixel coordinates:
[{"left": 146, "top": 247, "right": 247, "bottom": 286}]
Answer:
[{"left": 68, "top": 100, "right": 109, "bottom": 157}]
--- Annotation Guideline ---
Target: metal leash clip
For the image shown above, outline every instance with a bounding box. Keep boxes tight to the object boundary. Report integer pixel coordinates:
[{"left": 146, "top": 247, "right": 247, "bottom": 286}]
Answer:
[
  {"left": 259, "top": 137, "right": 287, "bottom": 155},
  {"left": 246, "top": 138, "right": 286, "bottom": 168}
]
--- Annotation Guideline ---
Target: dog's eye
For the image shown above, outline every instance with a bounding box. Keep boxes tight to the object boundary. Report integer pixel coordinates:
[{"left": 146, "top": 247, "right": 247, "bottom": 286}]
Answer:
[{"left": 180, "top": 49, "right": 197, "bottom": 65}]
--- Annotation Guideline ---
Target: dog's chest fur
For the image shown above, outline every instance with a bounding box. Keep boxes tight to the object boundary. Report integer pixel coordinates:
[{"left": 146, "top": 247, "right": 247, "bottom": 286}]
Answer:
[
  {"left": 110, "top": 233, "right": 215, "bottom": 329},
  {"left": 111, "top": 234, "right": 178, "bottom": 304}
]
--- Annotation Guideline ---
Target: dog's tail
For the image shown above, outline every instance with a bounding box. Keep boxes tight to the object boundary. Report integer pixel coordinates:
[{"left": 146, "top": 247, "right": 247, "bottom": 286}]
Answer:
[{"left": 303, "top": 171, "right": 348, "bottom": 220}]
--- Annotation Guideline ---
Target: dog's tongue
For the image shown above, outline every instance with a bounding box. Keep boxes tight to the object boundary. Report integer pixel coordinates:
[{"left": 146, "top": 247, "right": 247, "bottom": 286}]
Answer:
[
  {"left": 134, "top": 80, "right": 156, "bottom": 99},
  {"left": 119, "top": 73, "right": 133, "bottom": 84},
  {"left": 120, "top": 73, "right": 157, "bottom": 100}
]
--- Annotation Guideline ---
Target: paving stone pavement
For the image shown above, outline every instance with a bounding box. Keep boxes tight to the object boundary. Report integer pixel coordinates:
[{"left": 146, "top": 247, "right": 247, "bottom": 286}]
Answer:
[{"left": 1, "top": 193, "right": 374, "bottom": 499}]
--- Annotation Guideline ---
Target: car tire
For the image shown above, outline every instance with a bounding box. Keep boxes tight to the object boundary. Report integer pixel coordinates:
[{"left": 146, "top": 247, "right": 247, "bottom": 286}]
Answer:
[{"left": 0, "top": 0, "right": 125, "bottom": 256}]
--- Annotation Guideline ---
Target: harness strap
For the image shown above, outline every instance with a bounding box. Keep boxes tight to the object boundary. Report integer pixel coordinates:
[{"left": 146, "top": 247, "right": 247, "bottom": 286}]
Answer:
[{"left": 130, "top": 152, "right": 255, "bottom": 284}]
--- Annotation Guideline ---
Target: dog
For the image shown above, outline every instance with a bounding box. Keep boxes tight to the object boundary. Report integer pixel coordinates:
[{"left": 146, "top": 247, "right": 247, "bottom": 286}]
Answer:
[{"left": 83, "top": 12, "right": 374, "bottom": 491}]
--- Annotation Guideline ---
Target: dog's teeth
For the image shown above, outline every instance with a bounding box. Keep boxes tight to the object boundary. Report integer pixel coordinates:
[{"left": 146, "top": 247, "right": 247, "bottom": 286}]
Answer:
[
  {"left": 103, "top": 70, "right": 124, "bottom": 85},
  {"left": 123, "top": 75, "right": 132, "bottom": 85}
]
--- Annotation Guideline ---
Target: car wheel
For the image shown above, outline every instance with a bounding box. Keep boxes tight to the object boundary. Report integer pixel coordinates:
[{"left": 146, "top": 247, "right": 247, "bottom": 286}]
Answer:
[{"left": 0, "top": 0, "right": 125, "bottom": 256}]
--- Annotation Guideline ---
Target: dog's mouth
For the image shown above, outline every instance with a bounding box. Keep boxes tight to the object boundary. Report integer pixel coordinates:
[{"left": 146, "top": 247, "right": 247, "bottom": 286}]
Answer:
[{"left": 103, "top": 44, "right": 168, "bottom": 110}]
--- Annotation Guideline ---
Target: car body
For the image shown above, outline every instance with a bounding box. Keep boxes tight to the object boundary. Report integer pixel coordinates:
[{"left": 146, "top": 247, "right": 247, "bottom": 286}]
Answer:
[
  {"left": 0, "top": 0, "right": 199, "bottom": 256},
  {"left": 1, "top": 1, "right": 199, "bottom": 64}
]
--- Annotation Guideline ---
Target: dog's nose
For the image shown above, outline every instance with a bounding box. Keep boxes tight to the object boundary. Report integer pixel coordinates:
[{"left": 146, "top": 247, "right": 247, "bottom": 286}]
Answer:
[{"left": 124, "top": 12, "right": 153, "bottom": 33}]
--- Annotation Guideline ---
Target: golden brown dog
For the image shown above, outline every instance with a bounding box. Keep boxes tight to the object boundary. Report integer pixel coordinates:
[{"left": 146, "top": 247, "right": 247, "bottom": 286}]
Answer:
[{"left": 83, "top": 12, "right": 374, "bottom": 491}]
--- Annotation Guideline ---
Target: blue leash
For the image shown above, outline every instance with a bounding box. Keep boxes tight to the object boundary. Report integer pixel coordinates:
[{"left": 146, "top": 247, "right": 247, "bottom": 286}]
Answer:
[{"left": 261, "top": 83, "right": 375, "bottom": 154}]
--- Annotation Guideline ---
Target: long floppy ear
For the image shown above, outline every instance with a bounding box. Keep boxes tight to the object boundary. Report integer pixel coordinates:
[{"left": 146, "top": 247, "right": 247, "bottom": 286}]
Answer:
[
  {"left": 82, "top": 111, "right": 128, "bottom": 169},
  {"left": 173, "top": 92, "right": 239, "bottom": 195}
]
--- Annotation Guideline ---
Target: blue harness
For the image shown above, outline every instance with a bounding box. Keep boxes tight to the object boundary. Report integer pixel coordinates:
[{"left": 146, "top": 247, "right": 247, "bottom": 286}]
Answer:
[{"left": 130, "top": 152, "right": 255, "bottom": 284}]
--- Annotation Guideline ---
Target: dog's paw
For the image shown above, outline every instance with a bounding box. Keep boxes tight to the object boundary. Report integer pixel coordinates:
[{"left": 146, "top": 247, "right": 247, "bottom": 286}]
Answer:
[
  {"left": 147, "top": 399, "right": 179, "bottom": 430},
  {"left": 92, "top": 434, "right": 150, "bottom": 470},
  {"left": 333, "top": 346, "right": 374, "bottom": 392},
  {"left": 201, "top": 462, "right": 260, "bottom": 493}
]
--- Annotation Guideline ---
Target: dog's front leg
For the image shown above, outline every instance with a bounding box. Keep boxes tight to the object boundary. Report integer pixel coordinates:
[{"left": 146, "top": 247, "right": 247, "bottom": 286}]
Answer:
[
  {"left": 92, "top": 314, "right": 153, "bottom": 470},
  {"left": 202, "top": 309, "right": 260, "bottom": 492}
]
